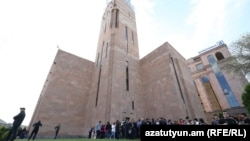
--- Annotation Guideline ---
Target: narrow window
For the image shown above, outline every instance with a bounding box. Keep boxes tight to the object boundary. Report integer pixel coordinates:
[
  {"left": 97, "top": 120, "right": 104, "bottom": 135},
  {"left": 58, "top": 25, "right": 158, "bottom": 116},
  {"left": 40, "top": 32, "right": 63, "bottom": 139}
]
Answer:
[
  {"left": 96, "top": 53, "right": 99, "bottom": 67},
  {"left": 131, "top": 31, "right": 134, "bottom": 45},
  {"left": 98, "top": 42, "right": 105, "bottom": 67},
  {"left": 126, "top": 61, "right": 129, "bottom": 91},
  {"left": 101, "top": 41, "right": 105, "bottom": 59},
  {"left": 125, "top": 26, "right": 128, "bottom": 52},
  {"left": 110, "top": 10, "right": 114, "bottom": 28},
  {"left": 132, "top": 101, "right": 134, "bottom": 110},
  {"left": 95, "top": 68, "right": 102, "bottom": 107},
  {"left": 115, "top": 10, "right": 119, "bottom": 28},
  {"left": 125, "top": 26, "right": 128, "bottom": 40},
  {"left": 171, "top": 57, "right": 185, "bottom": 104},
  {"left": 104, "top": 23, "right": 106, "bottom": 33},
  {"left": 106, "top": 42, "right": 109, "bottom": 58}
]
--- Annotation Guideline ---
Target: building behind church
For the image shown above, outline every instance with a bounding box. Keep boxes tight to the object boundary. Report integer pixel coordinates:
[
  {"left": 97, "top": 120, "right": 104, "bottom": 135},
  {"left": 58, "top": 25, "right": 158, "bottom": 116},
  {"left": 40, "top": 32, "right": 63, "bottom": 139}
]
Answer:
[
  {"left": 28, "top": 0, "right": 248, "bottom": 138},
  {"left": 187, "top": 41, "right": 248, "bottom": 121}
]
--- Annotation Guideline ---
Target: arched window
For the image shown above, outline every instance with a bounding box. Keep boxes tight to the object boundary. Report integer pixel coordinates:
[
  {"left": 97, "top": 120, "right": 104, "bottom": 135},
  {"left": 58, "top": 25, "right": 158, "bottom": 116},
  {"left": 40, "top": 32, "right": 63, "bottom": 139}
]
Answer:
[
  {"left": 201, "top": 76, "right": 209, "bottom": 83},
  {"left": 215, "top": 52, "right": 224, "bottom": 61}
]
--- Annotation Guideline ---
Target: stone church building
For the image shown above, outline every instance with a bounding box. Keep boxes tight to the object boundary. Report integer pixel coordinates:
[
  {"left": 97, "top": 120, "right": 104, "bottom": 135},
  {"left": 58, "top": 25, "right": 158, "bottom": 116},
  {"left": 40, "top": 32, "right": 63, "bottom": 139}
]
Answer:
[{"left": 28, "top": 0, "right": 221, "bottom": 138}]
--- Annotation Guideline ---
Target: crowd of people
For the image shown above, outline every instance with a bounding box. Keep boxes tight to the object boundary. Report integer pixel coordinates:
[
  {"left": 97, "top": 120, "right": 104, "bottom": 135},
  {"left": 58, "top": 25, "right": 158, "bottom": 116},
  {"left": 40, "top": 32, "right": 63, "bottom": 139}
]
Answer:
[
  {"left": 4, "top": 107, "right": 250, "bottom": 140},
  {"left": 89, "top": 111, "right": 250, "bottom": 139}
]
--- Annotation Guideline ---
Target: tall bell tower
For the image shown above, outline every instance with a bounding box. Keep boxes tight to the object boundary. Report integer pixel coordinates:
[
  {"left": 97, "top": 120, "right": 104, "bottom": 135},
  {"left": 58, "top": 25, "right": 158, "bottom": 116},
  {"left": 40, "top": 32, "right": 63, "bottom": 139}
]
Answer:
[{"left": 86, "top": 0, "right": 141, "bottom": 125}]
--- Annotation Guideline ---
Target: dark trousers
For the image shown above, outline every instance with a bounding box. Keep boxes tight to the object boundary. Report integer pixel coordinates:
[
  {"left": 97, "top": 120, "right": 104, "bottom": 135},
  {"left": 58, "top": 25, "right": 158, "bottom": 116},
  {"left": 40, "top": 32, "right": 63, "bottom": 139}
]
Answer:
[
  {"left": 5, "top": 126, "right": 19, "bottom": 141},
  {"left": 28, "top": 129, "right": 38, "bottom": 140},
  {"left": 106, "top": 129, "right": 111, "bottom": 138},
  {"left": 96, "top": 130, "right": 101, "bottom": 138},
  {"left": 88, "top": 131, "right": 92, "bottom": 139},
  {"left": 54, "top": 131, "right": 59, "bottom": 139},
  {"left": 115, "top": 131, "right": 120, "bottom": 139}
]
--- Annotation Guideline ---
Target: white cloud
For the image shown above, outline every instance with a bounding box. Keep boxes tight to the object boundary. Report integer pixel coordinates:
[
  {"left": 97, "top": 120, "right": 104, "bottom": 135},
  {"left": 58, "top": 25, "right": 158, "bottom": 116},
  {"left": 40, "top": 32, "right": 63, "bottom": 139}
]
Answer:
[
  {"left": 186, "top": 0, "right": 228, "bottom": 52},
  {"left": 131, "top": 0, "right": 159, "bottom": 58},
  {"left": 0, "top": 0, "right": 106, "bottom": 125}
]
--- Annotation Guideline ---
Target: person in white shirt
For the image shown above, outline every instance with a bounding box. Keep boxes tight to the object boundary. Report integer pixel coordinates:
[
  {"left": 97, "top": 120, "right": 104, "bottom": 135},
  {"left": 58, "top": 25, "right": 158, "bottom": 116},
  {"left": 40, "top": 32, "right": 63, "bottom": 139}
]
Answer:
[{"left": 110, "top": 122, "right": 116, "bottom": 139}]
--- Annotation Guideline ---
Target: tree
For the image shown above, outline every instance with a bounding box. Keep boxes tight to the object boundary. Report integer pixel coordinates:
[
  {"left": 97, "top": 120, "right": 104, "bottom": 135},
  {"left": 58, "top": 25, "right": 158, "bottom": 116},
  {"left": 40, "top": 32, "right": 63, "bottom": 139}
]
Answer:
[
  {"left": 223, "top": 32, "right": 250, "bottom": 75},
  {"left": 0, "top": 126, "right": 9, "bottom": 141},
  {"left": 242, "top": 83, "right": 250, "bottom": 114}
]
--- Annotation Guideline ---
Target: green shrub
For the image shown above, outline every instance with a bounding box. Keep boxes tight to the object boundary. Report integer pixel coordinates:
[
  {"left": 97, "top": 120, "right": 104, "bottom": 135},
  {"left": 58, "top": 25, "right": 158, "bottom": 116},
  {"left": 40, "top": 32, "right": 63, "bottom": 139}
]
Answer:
[
  {"left": 242, "top": 83, "right": 250, "bottom": 115},
  {"left": 0, "top": 125, "right": 10, "bottom": 141}
]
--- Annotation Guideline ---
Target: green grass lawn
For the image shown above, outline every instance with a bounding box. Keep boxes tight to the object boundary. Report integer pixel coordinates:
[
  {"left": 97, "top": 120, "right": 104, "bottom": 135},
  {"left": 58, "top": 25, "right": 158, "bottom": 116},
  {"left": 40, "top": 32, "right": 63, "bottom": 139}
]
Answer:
[{"left": 15, "top": 139, "right": 140, "bottom": 141}]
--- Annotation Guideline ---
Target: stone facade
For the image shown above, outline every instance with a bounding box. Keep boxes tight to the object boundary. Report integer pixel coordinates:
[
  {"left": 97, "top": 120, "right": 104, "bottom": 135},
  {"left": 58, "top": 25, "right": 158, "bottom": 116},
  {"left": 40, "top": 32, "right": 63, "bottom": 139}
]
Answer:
[
  {"left": 29, "top": 51, "right": 94, "bottom": 137},
  {"left": 29, "top": 0, "right": 206, "bottom": 138},
  {"left": 139, "top": 42, "right": 205, "bottom": 120}
]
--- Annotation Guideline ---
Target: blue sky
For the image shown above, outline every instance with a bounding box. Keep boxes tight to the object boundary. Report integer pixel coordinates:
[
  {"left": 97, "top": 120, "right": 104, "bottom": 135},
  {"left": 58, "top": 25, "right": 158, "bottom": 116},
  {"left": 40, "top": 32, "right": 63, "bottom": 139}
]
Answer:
[
  {"left": 134, "top": 0, "right": 250, "bottom": 59},
  {"left": 0, "top": 0, "right": 250, "bottom": 126}
]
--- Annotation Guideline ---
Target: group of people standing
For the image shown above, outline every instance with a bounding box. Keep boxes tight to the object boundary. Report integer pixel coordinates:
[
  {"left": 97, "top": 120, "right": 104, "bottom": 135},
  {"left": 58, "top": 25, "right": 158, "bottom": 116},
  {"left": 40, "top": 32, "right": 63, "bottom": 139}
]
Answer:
[
  {"left": 89, "top": 119, "right": 140, "bottom": 140},
  {"left": 4, "top": 107, "right": 61, "bottom": 141},
  {"left": 88, "top": 111, "right": 250, "bottom": 140},
  {"left": 4, "top": 107, "right": 250, "bottom": 140}
]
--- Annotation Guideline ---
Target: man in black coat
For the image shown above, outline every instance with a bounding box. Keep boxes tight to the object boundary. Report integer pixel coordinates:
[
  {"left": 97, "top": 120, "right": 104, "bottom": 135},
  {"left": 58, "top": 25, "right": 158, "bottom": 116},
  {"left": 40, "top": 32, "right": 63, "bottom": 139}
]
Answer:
[
  {"left": 28, "top": 120, "right": 42, "bottom": 140},
  {"left": 5, "top": 107, "right": 26, "bottom": 141},
  {"left": 54, "top": 123, "right": 60, "bottom": 139}
]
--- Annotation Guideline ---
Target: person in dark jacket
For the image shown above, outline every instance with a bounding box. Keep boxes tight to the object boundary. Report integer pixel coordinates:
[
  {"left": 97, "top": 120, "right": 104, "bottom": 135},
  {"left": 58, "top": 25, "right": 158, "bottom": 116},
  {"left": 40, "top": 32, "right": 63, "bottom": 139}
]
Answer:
[
  {"left": 54, "top": 123, "right": 60, "bottom": 139},
  {"left": 28, "top": 120, "right": 42, "bottom": 140},
  {"left": 5, "top": 107, "right": 26, "bottom": 141}
]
